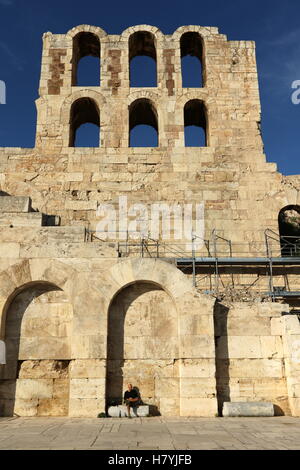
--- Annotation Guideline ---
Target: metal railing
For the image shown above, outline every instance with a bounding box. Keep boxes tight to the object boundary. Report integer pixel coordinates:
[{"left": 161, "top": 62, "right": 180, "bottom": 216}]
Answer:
[{"left": 84, "top": 228, "right": 300, "bottom": 297}]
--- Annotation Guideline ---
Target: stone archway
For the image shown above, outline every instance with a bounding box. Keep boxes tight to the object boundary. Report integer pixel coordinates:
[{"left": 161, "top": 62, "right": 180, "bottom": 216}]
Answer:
[
  {"left": 106, "top": 280, "right": 179, "bottom": 416},
  {"left": 103, "top": 258, "right": 218, "bottom": 417},
  {"left": 0, "top": 282, "right": 73, "bottom": 417},
  {"left": 0, "top": 260, "right": 76, "bottom": 417}
]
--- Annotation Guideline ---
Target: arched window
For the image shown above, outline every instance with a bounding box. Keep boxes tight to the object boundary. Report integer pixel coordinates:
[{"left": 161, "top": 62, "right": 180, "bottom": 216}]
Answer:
[
  {"left": 72, "top": 32, "right": 100, "bottom": 86},
  {"left": 69, "top": 98, "right": 100, "bottom": 147},
  {"left": 184, "top": 99, "right": 207, "bottom": 147},
  {"left": 278, "top": 205, "right": 300, "bottom": 256},
  {"left": 129, "top": 98, "right": 158, "bottom": 147},
  {"left": 180, "top": 32, "right": 204, "bottom": 88},
  {"left": 129, "top": 32, "right": 157, "bottom": 87}
]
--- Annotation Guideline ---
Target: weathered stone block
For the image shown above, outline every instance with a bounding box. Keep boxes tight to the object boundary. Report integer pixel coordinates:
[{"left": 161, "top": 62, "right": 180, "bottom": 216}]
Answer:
[
  {"left": 155, "top": 378, "right": 179, "bottom": 398},
  {"left": 68, "top": 398, "right": 105, "bottom": 417},
  {"left": 70, "top": 378, "right": 105, "bottom": 399},
  {"left": 217, "top": 336, "right": 262, "bottom": 359},
  {"left": 222, "top": 401, "right": 274, "bottom": 417},
  {"left": 216, "top": 358, "right": 284, "bottom": 378},
  {"left": 69, "top": 359, "right": 106, "bottom": 378},
  {"left": 159, "top": 398, "right": 179, "bottom": 416},
  {"left": 15, "top": 379, "right": 53, "bottom": 400},
  {"left": 37, "top": 398, "right": 68, "bottom": 416},
  {"left": 108, "top": 405, "right": 149, "bottom": 417},
  {"left": 179, "top": 359, "right": 216, "bottom": 378},
  {"left": 180, "top": 398, "right": 218, "bottom": 417},
  {"left": 14, "top": 398, "right": 38, "bottom": 417},
  {"left": 0, "top": 196, "right": 31, "bottom": 213}
]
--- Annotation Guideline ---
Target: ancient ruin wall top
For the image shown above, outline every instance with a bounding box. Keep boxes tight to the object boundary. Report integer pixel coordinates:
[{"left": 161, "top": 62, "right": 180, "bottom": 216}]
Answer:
[{"left": 34, "top": 24, "right": 262, "bottom": 153}]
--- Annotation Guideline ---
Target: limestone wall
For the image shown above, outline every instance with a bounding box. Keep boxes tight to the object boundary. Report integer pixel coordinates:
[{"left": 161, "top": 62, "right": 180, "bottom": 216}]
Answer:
[
  {"left": 215, "top": 302, "right": 291, "bottom": 415},
  {"left": 0, "top": 258, "right": 217, "bottom": 417},
  {"left": 282, "top": 315, "right": 300, "bottom": 416},
  {"left": 0, "top": 24, "right": 295, "bottom": 250},
  {"left": 0, "top": 24, "right": 300, "bottom": 418}
]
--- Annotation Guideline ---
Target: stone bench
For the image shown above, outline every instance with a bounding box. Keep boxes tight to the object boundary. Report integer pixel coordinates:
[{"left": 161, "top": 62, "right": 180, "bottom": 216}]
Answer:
[
  {"left": 108, "top": 405, "right": 150, "bottom": 418},
  {"left": 223, "top": 402, "right": 274, "bottom": 417}
]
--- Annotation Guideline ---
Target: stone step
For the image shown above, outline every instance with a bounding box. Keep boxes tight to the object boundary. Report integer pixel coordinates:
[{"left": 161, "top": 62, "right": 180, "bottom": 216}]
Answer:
[
  {"left": 0, "top": 196, "right": 31, "bottom": 213},
  {"left": 0, "top": 212, "right": 42, "bottom": 227},
  {"left": 108, "top": 405, "right": 150, "bottom": 418},
  {"left": 0, "top": 226, "right": 86, "bottom": 243},
  {"left": 223, "top": 402, "right": 274, "bottom": 417}
]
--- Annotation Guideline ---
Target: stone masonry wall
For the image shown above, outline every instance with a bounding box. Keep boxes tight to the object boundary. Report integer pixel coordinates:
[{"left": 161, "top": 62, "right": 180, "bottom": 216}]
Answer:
[
  {"left": 1, "top": 25, "right": 300, "bottom": 417},
  {"left": 214, "top": 302, "right": 290, "bottom": 416}
]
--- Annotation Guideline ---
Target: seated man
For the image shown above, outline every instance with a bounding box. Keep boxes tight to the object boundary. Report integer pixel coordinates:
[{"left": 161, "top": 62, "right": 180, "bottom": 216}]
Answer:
[{"left": 123, "top": 383, "right": 140, "bottom": 418}]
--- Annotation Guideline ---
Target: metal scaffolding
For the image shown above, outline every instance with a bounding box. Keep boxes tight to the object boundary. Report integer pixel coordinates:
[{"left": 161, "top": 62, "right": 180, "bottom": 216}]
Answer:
[{"left": 85, "top": 228, "right": 300, "bottom": 299}]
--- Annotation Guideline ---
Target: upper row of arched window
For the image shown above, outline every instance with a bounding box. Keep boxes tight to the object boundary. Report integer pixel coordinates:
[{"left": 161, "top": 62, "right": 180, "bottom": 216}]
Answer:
[{"left": 72, "top": 31, "right": 204, "bottom": 88}]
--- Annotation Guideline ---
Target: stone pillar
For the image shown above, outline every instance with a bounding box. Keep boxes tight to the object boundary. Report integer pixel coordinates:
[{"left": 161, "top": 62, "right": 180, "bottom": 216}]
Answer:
[
  {"left": 282, "top": 315, "right": 300, "bottom": 416},
  {"left": 0, "top": 340, "right": 5, "bottom": 364},
  {"left": 178, "top": 293, "right": 218, "bottom": 417}
]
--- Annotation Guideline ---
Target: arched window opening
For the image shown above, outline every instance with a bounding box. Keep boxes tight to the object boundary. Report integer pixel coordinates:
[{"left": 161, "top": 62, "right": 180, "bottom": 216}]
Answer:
[
  {"left": 129, "top": 98, "right": 158, "bottom": 147},
  {"left": 129, "top": 32, "right": 157, "bottom": 87},
  {"left": 72, "top": 32, "right": 100, "bottom": 86},
  {"left": 180, "top": 32, "right": 203, "bottom": 88},
  {"left": 184, "top": 99, "right": 207, "bottom": 147},
  {"left": 278, "top": 205, "right": 300, "bottom": 256},
  {"left": 69, "top": 98, "right": 100, "bottom": 147}
]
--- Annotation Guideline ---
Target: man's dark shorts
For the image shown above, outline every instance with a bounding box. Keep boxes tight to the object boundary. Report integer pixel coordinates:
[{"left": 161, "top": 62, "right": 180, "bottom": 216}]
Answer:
[{"left": 125, "top": 399, "right": 140, "bottom": 407}]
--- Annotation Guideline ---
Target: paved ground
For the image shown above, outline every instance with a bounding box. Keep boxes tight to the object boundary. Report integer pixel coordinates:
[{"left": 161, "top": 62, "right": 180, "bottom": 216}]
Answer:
[{"left": 0, "top": 416, "right": 300, "bottom": 450}]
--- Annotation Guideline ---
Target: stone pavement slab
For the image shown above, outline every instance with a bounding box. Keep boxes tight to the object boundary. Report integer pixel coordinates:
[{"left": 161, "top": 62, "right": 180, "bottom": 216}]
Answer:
[{"left": 0, "top": 416, "right": 300, "bottom": 450}]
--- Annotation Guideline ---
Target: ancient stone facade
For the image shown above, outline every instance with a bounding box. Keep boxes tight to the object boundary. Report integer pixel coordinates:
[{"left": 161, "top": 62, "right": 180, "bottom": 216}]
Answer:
[{"left": 0, "top": 24, "right": 300, "bottom": 418}]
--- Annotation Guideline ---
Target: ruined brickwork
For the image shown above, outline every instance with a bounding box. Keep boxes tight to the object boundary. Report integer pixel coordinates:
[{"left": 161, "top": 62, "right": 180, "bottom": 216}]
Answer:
[{"left": 0, "top": 25, "right": 300, "bottom": 418}]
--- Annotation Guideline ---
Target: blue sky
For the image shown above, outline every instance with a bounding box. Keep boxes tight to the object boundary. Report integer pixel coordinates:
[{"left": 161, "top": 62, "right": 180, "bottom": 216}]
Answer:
[{"left": 0, "top": 0, "right": 299, "bottom": 174}]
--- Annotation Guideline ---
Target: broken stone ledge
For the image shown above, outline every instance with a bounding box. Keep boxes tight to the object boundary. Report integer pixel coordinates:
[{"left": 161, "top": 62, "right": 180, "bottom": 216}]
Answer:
[
  {"left": 222, "top": 402, "right": 274, "bottom": 417},
  {"left": 108, "top": 405, "right": 150, "bottom": 418}
]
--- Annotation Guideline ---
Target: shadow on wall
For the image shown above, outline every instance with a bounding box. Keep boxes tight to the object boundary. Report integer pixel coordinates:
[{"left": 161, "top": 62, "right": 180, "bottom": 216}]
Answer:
[{"left": 214, "top": 301, "right": 230, "bottom": 417}]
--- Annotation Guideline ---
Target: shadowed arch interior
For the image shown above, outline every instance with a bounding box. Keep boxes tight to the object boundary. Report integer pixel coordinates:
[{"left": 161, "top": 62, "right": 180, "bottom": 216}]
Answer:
[
  {"left": 105, "top": 281, "right": 179, "bottom": 416},
  {"left": 129, "top": 31, "right": 157, "bottom": 87},
  {"left": 129, "top": 98, "right": 158, "bottom": 147},
  {"left": 0, "top": 282, "right": 72, "bottom": 417},
  {"left": 180, "top": 32, "right": 204, "bottom": 88},
  {"left": 278, "top": 205, "right": 300, "bottom": 256},
  {"left": 72, "top": 32, "right": 100, "bottom": 86},
  {"left": 69, "top": 97, "right": 100, "bottom": 147},
  {"left": 184, "top": 99, "right": 207, "bottom": 146}
]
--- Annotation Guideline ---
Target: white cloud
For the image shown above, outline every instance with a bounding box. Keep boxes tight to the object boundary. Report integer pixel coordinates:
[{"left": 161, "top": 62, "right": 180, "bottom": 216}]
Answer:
[
  {"left": 259, "top": 29, "right": 300, "bottom": 98},
  {"left": 268, "top": 29, "right": 300, "bottom": 47},
  {"left": 0, "top": 41, "right": 25, "bottom": 71}
]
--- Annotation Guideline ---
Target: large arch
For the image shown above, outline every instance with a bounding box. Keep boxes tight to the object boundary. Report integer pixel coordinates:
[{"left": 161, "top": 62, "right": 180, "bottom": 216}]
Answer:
[
  {"left": 0, "top": 281, "right": 73, "bottom": 417},
  {"left": 106, "top": 280, "right": 179, "bottom": 415},
  {"left": 103, "top": 258, "right": 217, "bottom": 417},
  {"left": 0, "top": 260, "right": 76, "bottom": 417}
]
